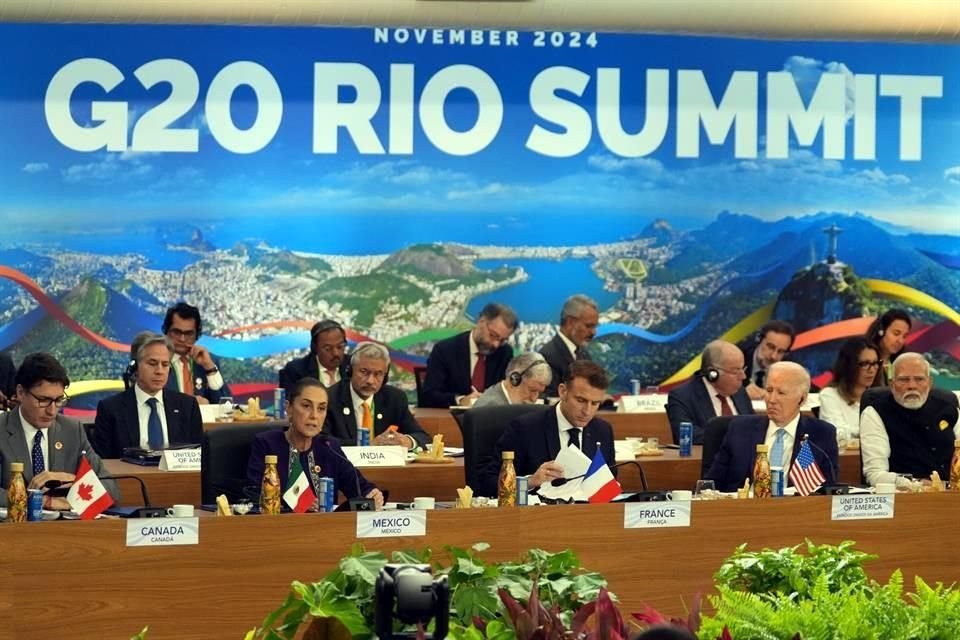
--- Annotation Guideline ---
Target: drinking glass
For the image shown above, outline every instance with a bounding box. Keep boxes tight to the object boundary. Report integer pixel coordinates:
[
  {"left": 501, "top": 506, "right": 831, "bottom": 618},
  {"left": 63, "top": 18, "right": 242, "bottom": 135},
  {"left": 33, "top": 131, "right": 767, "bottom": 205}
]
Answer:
[
  {"left": 218, "top": 396, "right": 235, "bottom": 422},
  {"left": 694, "top": 479, "right": 717, "bottom": 500}
]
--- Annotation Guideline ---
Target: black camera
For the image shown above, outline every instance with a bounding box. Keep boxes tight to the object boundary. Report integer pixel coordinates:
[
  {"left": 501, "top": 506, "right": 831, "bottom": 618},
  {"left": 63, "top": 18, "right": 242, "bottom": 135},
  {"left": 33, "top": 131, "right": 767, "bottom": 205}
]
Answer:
[{"left": 374, "top": 564, "right": 450, "bottom": 639}]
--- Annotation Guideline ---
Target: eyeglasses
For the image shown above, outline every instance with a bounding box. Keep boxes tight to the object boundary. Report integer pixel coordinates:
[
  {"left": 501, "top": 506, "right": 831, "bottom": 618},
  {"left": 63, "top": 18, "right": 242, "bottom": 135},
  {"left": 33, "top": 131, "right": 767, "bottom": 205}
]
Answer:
[
  {"left": 168, "top": 328, "right": 197, "bottom": 341},
  {"left": 857, "top": 360, "right": 881, "bottom": 369},
  {"left": 28, "top": 390, "right": 69, "bottom": 408}
]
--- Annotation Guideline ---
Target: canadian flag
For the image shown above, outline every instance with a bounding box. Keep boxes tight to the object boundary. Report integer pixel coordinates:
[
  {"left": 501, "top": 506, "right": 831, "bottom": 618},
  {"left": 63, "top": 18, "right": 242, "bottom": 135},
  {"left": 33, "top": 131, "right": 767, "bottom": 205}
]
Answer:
[{"left": 67, "top": 457, "right": 114, "bottom": 520}]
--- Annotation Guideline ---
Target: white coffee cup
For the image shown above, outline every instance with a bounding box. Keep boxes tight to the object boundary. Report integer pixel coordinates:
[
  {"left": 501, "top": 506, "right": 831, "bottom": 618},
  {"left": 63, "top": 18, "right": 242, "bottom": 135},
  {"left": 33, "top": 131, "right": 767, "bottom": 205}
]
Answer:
[
  {"left": 669, "top": 490, "right": 693, "bottom": 501},
  {"left": 413, "top": 496, "right": 435, "bottom": 510},
  {"left": 166, "top": 504, "right": 194, "bottom": 517},
  {"left": 875, "top": 483, "right": 896, "bottom": 495}
]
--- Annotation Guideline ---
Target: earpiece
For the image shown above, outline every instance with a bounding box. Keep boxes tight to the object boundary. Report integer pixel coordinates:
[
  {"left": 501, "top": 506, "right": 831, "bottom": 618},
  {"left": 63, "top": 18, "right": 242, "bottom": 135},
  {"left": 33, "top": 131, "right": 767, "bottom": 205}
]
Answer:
[
  {"left": 877, "top": 328, "right": 885, "bottom": 338},
  {"left": 509, "top": 359, "right": 546, "bottom": 387},
  {"left": 705, "top": 368, "right": 720, "bottom": 383}
]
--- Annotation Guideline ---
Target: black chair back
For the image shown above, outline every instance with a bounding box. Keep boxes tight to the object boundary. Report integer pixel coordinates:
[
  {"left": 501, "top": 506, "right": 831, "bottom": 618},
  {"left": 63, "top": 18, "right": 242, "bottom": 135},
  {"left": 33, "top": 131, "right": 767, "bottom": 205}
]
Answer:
[
  {"left": 201, "top": 423, "right": 277, "bottom": 504},
  {"left": 701, "top": 416, "right": 735, "bottom": 477},
  {"left": 460, "top": 404, "right": 544, "bottom": 496},
  {"left": 413, "top": 366, "right": 428, "bottom": 407}
]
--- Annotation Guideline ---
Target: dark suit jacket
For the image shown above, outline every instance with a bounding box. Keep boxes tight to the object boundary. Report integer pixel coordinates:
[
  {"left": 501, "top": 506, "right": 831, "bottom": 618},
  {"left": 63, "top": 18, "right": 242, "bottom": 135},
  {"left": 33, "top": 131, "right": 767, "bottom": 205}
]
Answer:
[
  {"left": 666, "top": 376, "right": 754, "bottom": 445},
  {"left": 92, "top": 387, "right": 203, "bottom": 458},
  {"left": 278, "top": 354, "right": 349, "bottom": 393},
  {"left": 165, "top": 357, "right": 229, "bottom": 404},
  {"left": 705, "top": 415, "right": 839, "bottom": 492},
  {"left": 0, "top": 351, "right": 15, "bottom": 402},
  {"left": 740, "top": 343, "right": 765, "bottom": 388},
  {"left": 245, "top": 429, "right": 375, "bottom": 503},
  {"left": 538, "top": 333, "right": 591, "bottom": 398},
  {"left": 323, "top": 380, "right": 430, "bottom": 448},
  {"left": 421, "top": 331, "right": 512, "bottom": 408},
  {"left": 0, "top": 411, "right": 119, "bottom": 507},
  {"left": 479, "top": 406, "right": 616, "bottom": 497}
]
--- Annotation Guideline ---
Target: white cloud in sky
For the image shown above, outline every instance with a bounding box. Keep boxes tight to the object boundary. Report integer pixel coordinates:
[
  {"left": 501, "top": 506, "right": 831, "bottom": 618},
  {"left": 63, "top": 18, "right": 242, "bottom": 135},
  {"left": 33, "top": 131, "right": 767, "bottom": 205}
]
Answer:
[
  {"left": 945, "top": 166, "right": 960, "bottom": 185},
  {"left": 62, "top": 154, "right": 154, "bottom": 184},
  {"left": 783, "top": 55, "right": 856, "bottom": 123},
  {"left": 22, "top": 162, "right": 49, "bottom": 173},
  {"left": 587, "top": 154, "right": 664, "bottom": 176}
]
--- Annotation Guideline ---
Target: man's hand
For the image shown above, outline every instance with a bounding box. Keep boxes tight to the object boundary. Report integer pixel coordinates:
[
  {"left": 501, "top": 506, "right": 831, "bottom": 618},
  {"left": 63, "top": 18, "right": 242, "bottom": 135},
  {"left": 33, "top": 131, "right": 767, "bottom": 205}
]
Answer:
[
  {"left": 745, "top": 383, "right": 766, "bottom": 401},
  {"left": 372, "top": 431, "right": 414, "bottom": 449},
  {"left": 529, "top": 461, "right": 566, "bottom": 489},
  {"left": 365, "top": 488, "right": 385, "bottom": 510},
  {"left": 189, "top": 345, "right": 216, "bottom": 371},
  {"left": 457, "top": 389, "right": 481, "bottom": 407},
  {"left": 28, "top": 471, "right": 75, "bottom": 491},
  {"left": 44, "top": 496, "right": 72, "bottom": 511}
]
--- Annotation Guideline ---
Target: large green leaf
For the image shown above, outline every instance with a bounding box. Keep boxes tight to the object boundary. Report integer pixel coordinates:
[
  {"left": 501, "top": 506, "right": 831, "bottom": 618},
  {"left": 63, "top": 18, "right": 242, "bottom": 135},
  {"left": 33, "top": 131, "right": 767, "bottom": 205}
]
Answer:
[
  {"left": 340, "top": 551, "right": 388, "bottom": 586},
  {"left": 452, "top": 580, "right": 501, "bottom": 624},
  {"left": 304, "top": 581, "right": 373, "bottom": 638}
]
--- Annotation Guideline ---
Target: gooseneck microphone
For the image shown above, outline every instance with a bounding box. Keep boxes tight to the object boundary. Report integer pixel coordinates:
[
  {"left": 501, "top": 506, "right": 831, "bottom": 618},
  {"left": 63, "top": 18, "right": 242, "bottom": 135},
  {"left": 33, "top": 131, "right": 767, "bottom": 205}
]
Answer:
[
  {"left": 98, "top": 474, "right": 168, "bottom": 517},
  {"left": 547, "top": 459, "right": 649, "bottom": 491}
]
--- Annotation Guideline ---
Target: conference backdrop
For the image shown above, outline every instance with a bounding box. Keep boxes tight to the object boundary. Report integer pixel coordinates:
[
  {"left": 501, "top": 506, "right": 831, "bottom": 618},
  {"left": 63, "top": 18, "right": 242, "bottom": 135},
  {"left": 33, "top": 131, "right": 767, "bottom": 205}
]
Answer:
[{"left": 1, "top": 23, "right": 958, "bottom": 405}]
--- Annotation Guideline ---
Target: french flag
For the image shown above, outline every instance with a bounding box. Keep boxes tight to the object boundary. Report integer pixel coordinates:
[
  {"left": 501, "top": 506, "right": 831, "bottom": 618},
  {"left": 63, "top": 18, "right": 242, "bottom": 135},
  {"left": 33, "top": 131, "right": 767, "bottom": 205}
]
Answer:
[{"left": 580, "top": 449, "right": 622, "bottom": 504}]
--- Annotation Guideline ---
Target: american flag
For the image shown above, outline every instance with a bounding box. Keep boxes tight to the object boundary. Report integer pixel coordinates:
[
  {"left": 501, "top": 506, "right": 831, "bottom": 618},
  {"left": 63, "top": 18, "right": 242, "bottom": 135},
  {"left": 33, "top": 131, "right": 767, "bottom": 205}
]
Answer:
[{"left": 789, "top": 438, "right": 825, "bottom": 496}]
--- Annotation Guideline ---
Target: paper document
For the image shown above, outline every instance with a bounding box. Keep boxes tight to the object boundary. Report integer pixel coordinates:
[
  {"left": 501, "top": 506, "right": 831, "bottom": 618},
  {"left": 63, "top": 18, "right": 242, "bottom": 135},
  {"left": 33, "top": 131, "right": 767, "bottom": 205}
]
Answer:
[{"left": 535, "top": 445, "right": 592, "bottom": 501}]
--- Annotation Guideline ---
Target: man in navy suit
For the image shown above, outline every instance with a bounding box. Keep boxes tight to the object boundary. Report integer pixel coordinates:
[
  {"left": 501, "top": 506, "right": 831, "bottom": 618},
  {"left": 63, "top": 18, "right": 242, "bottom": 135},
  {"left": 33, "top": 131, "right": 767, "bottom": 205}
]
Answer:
[
  {"left": 480, "top": 360, "right": 616, "bottom": 497},
  {"left": 279, "top": 319, "right": 351, "bottom": 392},
  {"left": 666, "top": 340, "right": 754, "bottom": 444},
  {"left": 421, "top": 303, "right": 517, "bottom": 408},
  {"left": 93, "top": 332, "right": 203, "bottom": 458},
  {"left": 538, "top": 294, "right": 599, "bottom": 398},
  {"left": 162, "top": 302, "right": 229, "bottom": 404},
  {"left": 741, "top": 320, "right": 795, "bottom": 401},
  {"left": 706, "top": 361, "right": 838, "bottom": 492},
  {"left": 323, "top": 342, "right": 430, "bottom": 449}
]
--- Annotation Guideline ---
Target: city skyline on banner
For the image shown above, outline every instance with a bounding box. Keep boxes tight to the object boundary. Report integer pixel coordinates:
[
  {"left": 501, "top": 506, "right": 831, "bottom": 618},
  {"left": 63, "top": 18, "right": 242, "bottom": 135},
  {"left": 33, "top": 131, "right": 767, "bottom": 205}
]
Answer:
[{"left": 0, "top": 23, "right": 957, "bottom": 402}]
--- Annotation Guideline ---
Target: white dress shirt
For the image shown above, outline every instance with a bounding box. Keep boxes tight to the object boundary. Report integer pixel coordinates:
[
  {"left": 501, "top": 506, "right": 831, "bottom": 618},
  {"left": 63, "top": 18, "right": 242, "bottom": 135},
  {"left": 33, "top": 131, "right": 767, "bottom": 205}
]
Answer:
[
  {"left": 764, "top": 413, "right": 799, "bottom": 477},
  {"left": 555, "top": 403, "right": 582, "bottom": 450},
  {"left": 558, "top": 331, "right": 578, "bottom": 360},
  {"left": 702, "top": 378, "right": 740, "bottom": 417},
  {"left": 19, "top": 409, "right": 49, "bottom": 472},
  {"left": 134, "top": 384, "right": 170, "bottom": 450},
  {"left": 860, "top": 405, "right": 960, "bottom": 487},
  {"left": 349, "top": 384, "right": 375, "bottom": 430},
  {"left": 817, "top": 386, "right": 860, "bottom": 442},
  {"left": 317, "top": 356, "right": 341, "bottom": 387}
]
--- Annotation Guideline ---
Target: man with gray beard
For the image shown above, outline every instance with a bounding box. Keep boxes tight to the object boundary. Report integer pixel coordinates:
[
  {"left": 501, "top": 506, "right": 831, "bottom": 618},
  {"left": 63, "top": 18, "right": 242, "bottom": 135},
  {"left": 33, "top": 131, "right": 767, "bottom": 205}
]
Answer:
[{"left": 860, "top": 352, "right": 960, "bottom": 487}]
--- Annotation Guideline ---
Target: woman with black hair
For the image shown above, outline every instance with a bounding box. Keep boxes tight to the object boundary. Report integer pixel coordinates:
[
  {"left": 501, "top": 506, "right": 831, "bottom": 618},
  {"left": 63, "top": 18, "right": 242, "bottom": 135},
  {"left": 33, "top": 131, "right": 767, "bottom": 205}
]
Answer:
[
  {"left": 863, "top": 309, "right": 911, "bottom": 386},
  {"left": 819, "top": 337, "right": 880, "bottom": 443}
]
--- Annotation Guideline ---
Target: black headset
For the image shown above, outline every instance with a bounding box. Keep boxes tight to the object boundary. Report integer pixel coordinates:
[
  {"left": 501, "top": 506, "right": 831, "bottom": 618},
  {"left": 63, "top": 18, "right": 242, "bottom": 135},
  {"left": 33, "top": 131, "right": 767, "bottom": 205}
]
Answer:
[
  {"left": 508, "top": 358, "right": 547, "bottom": 387},
  {"left": 702, "top": 367, "right": 720, "bottom": 383},
  {"left": 310, "top": 319, "right": 345, "bottom": 353}
]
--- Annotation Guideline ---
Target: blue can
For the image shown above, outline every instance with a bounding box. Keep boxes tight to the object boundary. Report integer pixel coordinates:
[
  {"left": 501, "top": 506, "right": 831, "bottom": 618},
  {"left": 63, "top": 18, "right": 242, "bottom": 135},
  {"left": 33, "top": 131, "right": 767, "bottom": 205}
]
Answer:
[
  {"left": 678, "top": 422, "right": 693, "bottom": 457},
  {"left": 358, "top": 427, "right": 370, "bottom": 446},
  {"left": 27, "top": 489, "right": 43, "bottom": 521},
  {"left": 318, "top": 477, "right": 335, "bottom": 512},
  {"left": 771, "top": 468, "right": 785, "bottom": 497},
  {"left": 274, "top": 387, "right": 286, "bottom": 419},
  {"left": 517, "top": 476, "right": 529, "bottom": 506}
]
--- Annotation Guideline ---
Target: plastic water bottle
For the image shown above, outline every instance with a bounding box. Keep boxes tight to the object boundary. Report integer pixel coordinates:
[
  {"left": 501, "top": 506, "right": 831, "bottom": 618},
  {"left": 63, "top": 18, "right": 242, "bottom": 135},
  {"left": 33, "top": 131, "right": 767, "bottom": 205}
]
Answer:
[{"left": 678, "top": 422, "right": 693, "bottom": 457}]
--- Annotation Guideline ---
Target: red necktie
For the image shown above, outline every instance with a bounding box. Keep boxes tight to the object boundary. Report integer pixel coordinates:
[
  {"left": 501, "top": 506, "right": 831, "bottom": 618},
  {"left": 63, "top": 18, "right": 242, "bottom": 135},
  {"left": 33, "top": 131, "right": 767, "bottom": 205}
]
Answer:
[
  {"left": 181, "top": 358, "right": 193, "bottom": 396},
  {"left": 717, "top": 394, "right": 733, "bottom": 416},
  {"left": 471, "top": 354, "right": 487, "bottom": 392}
]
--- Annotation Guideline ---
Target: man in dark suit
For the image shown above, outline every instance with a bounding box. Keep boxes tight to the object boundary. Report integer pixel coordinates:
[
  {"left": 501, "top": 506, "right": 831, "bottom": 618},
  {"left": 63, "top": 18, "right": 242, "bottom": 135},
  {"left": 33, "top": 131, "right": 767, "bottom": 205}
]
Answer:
[
  {"left": 741, "top": 320, "right": 795, "bottom": 401},
  {"left": 279, "top": 319, "right": 350, "bottom": 392},
  {"left": 706, "top": 361, "right": 838, "bottom": 492},
  {"left": 324, "top": 342, "right": 430, "bottom": 449},
  {"left": 162, "top": 302, "right": 229, "bottom": 404},
  {"left": 480, "top": 360, "right": 616, "bottom": 497},
  {"left": 93, "top": 332, "right": 203, "bottom": 458},
  {"left": 666, "top": 340, "right": 754, "bottom": 445},
  {"left": 0, "top": 353, "right": 119, "bottom": 509},
  {"left": 421, "top": 303, "right": 517, "bottom": 408},
  {"left": 539, "top": 294, "right": 599, "bottom": 398},
  {"left": 0, "top": 351, "right": 16, "bottom": 410}
]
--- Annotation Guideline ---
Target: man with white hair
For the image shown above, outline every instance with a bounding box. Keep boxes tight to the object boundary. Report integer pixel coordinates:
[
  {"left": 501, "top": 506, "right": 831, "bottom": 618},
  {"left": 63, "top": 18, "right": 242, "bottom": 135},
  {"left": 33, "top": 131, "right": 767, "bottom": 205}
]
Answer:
[
  {"left": 539, "top": 294, "right": 600, "bottom": 398},
  {"left": 706, "top": 361, "right": 838, "bottom": 492},
  {"left": 323, "top": 342, "right": 430, "bottom": 450},
  {"left": 860, "top": 353, "right": 960, "bottom": 487},
  {"left": 472, "top": 353, "right": 552, "bottom": 408}
]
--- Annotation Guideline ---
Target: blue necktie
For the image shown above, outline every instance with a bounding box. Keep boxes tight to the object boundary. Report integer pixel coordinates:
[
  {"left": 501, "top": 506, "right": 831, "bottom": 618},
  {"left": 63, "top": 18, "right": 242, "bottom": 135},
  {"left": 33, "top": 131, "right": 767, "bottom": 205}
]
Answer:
[
  {"left": 770, "top": 428, "right": 787, "bottom": 469},
  {"left": 146, "top": 397, "right": 164, "bottom": 450},
  {"left": 32, "top": 430, "right": 44, "bottom": 476}
]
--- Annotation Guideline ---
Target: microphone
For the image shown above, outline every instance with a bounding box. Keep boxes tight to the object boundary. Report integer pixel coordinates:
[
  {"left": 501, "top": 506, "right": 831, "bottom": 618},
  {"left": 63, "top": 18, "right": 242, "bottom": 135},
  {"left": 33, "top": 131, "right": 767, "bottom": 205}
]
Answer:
[
  {"left": 320, "top": 436, "right": 377, "bottom": 512},
  {"left": 547, "top": 459, "right": 649, "bottom": 491},
  {"left": 98, "top": 475, "right": 167, "bottom": 517},
  {"left": 799, "top": 434, "right": 849, "bottom": 495}
]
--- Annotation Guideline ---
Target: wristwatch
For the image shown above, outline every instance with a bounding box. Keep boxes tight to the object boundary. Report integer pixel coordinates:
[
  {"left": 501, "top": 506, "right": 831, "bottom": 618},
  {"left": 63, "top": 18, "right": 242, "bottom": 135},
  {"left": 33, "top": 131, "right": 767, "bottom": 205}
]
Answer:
[{"left": 204, "top": 366, "right": 219, "bottom": 375}]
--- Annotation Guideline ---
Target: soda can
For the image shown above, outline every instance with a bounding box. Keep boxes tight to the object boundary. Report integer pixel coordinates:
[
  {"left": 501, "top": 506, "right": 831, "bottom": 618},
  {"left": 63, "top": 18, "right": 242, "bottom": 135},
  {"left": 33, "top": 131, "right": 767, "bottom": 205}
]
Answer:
[
  {"left": 358, "top": 427, "right": 370, "bottom": 447},
  {"left": 318, "top": 477, "right": 335, "bottom": 512},
  {"left": 630, "top": 379, "right": 641, "bottom": 395},
  {"left": 27, "top": 489, "right": 43, "bottom": 521},
  {"left": 273, "top": 387, "right": 286, "bottom": 419},
  {"left": 771, "top": 468, "right": 785, "bottom": 497},
  {"left": 678, "top": 422, "right": 693, "bottom": 457},
  {"left": 516, "top": 476, "right": 529, "bottom": 506}
]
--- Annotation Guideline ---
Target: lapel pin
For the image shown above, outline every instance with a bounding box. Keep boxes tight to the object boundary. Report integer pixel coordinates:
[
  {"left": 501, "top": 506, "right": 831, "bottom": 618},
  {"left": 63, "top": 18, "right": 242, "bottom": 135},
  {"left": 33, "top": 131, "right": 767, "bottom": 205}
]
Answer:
[
  {"left": 313, "top": 465, "right": 322, "bottom": 474},
  {"left": 194, "top": 378, "right": 204, "bottom": 390},
  {"left": 342, "top": 407, "right": 351, "bottom": 416},
  {"left": 377, "top": 413, "right": 383, "bottom": 420},
  {"left": 54, "top": 441, "right": 63, "bottom": 450}
]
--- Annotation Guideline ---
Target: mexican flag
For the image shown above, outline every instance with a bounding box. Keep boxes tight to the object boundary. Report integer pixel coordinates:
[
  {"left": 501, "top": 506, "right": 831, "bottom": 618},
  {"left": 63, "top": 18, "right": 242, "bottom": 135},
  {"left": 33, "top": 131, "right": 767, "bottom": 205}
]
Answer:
[
  {"left": 283, "top": 456, "right": 316, "bottom": 513},
  {"left": 66, "top": 457, "right": 114, "bottom": 520}
]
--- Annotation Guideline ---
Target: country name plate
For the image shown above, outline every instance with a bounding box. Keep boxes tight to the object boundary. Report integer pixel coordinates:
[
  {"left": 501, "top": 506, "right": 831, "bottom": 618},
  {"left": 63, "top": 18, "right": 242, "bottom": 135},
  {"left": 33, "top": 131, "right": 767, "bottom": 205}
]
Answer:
[
  {"left": 126, "top": 518, "right": 199, "bottom": 547},
  {"left": 357, "top": 511, "right": 427, "bottom": 538},
  {"left": 342, "top": 445, "right": 407, "bottom": 467},
  {"left": 624, "top": 501, "right": 691, "bottom": 528},
  {"left": 159, "top": 448, "right": 201, "bottom": 471},
  {"left": 831, "top": 494, "right": 894, "bottom": 520}
]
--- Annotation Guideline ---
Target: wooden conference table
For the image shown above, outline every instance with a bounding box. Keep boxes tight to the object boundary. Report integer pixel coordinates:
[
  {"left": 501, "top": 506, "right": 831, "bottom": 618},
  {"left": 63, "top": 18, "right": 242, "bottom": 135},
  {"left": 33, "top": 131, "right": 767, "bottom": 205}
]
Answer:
[
  {"left": 1, "top": 494, "right": 957, "bottom": 640},
  {"left": 104, "top": 447, "right": 862, "bottom": 506}
]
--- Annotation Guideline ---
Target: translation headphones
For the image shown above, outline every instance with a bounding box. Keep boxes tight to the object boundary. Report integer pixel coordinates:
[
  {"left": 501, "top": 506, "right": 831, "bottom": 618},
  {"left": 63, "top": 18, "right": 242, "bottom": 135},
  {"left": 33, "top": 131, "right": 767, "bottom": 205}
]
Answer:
[
  {"left": 704, "top": 368, "right": 720, "bottom": 383},
  {"left": 508, "top": 358, "right": 547, "bottom": 387},
  {"left": 123, "top": 358, "right": 137, "bottom": 391},
  {"left": 310, "top": 319, "right": 345, "bottom": 352}
]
